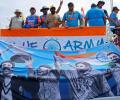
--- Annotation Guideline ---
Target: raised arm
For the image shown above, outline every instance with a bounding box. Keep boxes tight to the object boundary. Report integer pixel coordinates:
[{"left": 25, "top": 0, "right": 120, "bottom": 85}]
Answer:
[
  {"left": 53, "top": 55, "right": 61, "bottom": 72},
  {"left": 56, "top": 0, "right": 63, "bottom": 14},
  {"left": 24, "top": 59, "right": 35, "bottom": 77}
]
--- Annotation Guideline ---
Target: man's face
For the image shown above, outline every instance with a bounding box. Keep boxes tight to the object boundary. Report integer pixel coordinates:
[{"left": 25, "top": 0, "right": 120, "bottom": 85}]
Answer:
[
  {"left": 115, "top": 10, "right": 119, "bottom": 14},
  {"left": 30, "top": 9, "right": 36, "bottom": 15},
  {"left": 2, "top": 62, "right": 13, "bottom": 68},
  {"left": 43, "top": 9, "right": 48, "bottom": 15},
  {"left": 2, "top": 62, "right": 13, "bottom": 76},
  {"left": 50, "top": 8, "right": 56, "bottom": 14},
  {"left": 15, "top": 12, "right": 21, "bottom": 17},
  {"left": 37, "top": 66, "right": 51, "bottom": 76},
  {"left": 75, "top": 63, "right": 89, "bottom": 71},
  {"left": 98, "top": 4, "right": 104, "bottom": 9},
  {"left": 68, "top": 5, "right": 74, "bottom": 11},
  {"left": 108, "top": 53, "right": 120, "bottom": 63}
]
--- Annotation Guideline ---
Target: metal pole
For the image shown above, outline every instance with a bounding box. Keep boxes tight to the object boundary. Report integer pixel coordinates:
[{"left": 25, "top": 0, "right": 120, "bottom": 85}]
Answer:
[{"left": 110, "top": 0, "right": 113, "bottom": 11}]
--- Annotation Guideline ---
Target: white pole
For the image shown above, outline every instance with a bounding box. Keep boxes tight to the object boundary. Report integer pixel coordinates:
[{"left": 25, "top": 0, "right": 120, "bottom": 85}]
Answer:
[{"left": 110, "top": 0, "right": 113, "bottom": 11}]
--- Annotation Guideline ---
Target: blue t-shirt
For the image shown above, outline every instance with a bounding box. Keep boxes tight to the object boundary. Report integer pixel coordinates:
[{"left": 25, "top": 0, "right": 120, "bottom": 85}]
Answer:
[
  {"left": 62, "top": 11, "right": 83, "bottom": 27},
  {"left": 110, "top": 12, "right": 119, "bottom": 26},
  {"left": 25, "top": 15, "right": 40, "bottom": 28},
  {"left": 40, "top": 15, "right": 47, "bottom": 28},
  {"left": 86, "top": 7, "right": 106, "bottom": 26}
]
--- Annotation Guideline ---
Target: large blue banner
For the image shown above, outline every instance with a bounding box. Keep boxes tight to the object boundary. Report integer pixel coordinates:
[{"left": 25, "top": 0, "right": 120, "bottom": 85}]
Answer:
[{"left": 0, "top": 41, "right": 120, "bottom": 100}]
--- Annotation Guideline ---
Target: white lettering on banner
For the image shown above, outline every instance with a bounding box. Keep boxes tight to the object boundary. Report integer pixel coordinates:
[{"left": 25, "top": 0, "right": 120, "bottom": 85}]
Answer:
[{"left": 1, "top": 36, "right": 107, "bottom": 51}]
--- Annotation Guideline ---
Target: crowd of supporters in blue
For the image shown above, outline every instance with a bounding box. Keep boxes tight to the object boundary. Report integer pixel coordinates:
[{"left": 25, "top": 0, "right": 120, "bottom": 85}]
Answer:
[{"left": 9, "top": 0, "right": 120, "bottom": 29}]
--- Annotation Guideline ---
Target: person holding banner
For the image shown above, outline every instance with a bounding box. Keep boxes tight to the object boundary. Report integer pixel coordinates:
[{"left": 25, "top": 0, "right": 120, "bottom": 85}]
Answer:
[
  {"left": 62, "top": 2, "right": 84, "bottom": 27},
  {"left": 24, "top": 7, "right": 41, "bottom": 28},
  {"left": 40, "top": 0, "right": 63, "bottom": 28}
]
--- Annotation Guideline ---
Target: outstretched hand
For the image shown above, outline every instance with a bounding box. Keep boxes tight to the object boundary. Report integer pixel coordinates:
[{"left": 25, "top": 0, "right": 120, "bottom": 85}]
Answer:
[{"left": 56, "top": 0, "right": 63, "bottom": 14}]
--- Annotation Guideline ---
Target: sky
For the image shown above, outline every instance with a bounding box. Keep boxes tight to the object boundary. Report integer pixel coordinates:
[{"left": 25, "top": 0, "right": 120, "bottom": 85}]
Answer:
[{"left": 0, "top": 0, "right": 120, "bottom": 28}]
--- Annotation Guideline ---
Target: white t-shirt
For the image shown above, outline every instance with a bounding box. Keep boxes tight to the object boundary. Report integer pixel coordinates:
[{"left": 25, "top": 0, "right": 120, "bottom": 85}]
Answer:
[
  {"left": 10, "top": 16, "right": 24, "bottom": 29},
  {"left": 1, "top": 77, "right": 12, "bottom": 100}
]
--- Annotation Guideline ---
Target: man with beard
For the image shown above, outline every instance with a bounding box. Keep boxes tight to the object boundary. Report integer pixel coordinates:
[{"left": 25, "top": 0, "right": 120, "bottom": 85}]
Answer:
[
  {"left": 107, "top": 52, "right": 120, "bottom": 65},
  {"left": 54, "top": 55, "right": 113, "bottom": 100},
  {"left": 107, "top": 52, "right": 120, "bottom": 95},
  {"left": 46, "top": 6, "right": 61, "bottom": 28},
  {"left": 40, "top": 0, "right": 63, "bottom": 28},
  {"left": 37, "top": 65, "right": 61, "bottom": 100}
]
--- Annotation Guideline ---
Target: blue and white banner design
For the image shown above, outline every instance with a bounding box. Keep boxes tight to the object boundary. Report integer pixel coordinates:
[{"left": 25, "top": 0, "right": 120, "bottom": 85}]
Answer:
[
  {"left": 2, "top": 36, "right": 107, "bottom": 51},
  {"left": 0, "top": 41, "right": 120, "bottom": 100}
]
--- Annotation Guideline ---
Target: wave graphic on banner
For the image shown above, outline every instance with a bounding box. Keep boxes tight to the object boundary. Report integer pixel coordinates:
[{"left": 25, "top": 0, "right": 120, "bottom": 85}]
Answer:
[
  {"left": 0, "top": 40, "right": 120, "bottom": 77},
  {"left": 0, "top": 41, "right": 120, "bottom": 100}
]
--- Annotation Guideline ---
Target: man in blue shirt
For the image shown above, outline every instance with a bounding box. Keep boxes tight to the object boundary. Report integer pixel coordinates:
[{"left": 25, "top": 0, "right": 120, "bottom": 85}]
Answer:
[
  {"left": 62, "top": 2, "right": 83, "bottom": 27},
  {"left": 97, "top": 1, "right": 108, "bottom": 17},
  {"left": 25, "top": 7, "right": 41, "bottom": 28},
  {"left": 85, "top": 3, "right": 106, "bottom": 26},
  {"left": 110, "top": 7, "right": 120, "bottom": 27}
]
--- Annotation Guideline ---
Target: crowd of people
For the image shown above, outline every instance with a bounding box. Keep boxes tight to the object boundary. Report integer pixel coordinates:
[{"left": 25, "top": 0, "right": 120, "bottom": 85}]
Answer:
[{"left": 9, "top": 0, "right": 120, "bottom": 29}]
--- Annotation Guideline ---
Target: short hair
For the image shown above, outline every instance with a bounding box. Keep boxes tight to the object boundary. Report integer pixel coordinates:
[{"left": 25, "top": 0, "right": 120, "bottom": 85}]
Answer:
[
  {"left": 30, "top": 7, "right": 36, "bottom": 11},
  {"left": 1, "top": 61, "right": 15, "bottom": 68},
  {"left": 112, "top": 7, "right": 119, "bottom": 12},
  {"left": 91, "top": 3, "right": 97, "bottom": 8},
  {"left": 50, "top": 6, "right": 56, "bottom": 10},
  {"left": 107, "top": 52, "right": 120, "bottom": 57},
  {"left": 97, "top": 1, "right": 105, "bottom": 6},
  {"left": 38, "top": 65, "right": 52, "bottom": 70},
  {"left": 75, "top": 62, "right": 91, "bottom": 67},
  {"left": 68, "top": 2, "right": 74, "bottom": 7}
]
